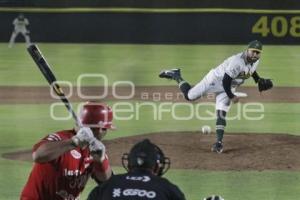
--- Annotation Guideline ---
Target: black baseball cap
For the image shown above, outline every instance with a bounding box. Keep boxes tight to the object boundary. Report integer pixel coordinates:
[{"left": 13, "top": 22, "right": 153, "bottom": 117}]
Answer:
[{"left": 247, "top": 40, "right": 263, "bottom": 52}]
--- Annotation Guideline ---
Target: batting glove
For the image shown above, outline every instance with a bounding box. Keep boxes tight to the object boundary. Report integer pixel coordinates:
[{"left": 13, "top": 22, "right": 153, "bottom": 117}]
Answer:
[
  {"left": 89, "top": 138, "right": 106, "bottom": 162},
  {"left": 72, "top": 127, "right": 94, "bottom": 147}
]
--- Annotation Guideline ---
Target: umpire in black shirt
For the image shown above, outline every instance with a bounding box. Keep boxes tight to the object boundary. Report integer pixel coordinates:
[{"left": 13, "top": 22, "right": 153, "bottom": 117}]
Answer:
[{"left": 88, "top": 139, "right": 186, "bottom": 200}]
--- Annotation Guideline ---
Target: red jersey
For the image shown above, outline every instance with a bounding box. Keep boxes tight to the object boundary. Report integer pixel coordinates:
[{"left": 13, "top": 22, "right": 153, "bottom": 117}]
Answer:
[{"left": 21, "top": 129, "right": 109, "bottom": 200}]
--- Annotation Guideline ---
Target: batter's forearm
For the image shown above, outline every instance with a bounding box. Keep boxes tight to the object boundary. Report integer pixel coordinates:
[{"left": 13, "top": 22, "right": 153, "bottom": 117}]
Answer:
[
  {"left": 92, "top": 157, "right": 112, "bottom": 182},
  {"left": 32, "top": 139, "right": 75, "bottom": 163},
  {"left": 93, "top": 166, "right": 112, "bottom": 182},
  {"left": 222, "top": 73, "right": 235, "bottom": 99}
]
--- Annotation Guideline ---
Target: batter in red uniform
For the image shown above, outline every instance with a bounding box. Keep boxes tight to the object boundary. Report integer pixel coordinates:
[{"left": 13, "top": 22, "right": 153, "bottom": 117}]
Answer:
[{"left": 20, "top": 102, "right": 115, "bottom": 200}]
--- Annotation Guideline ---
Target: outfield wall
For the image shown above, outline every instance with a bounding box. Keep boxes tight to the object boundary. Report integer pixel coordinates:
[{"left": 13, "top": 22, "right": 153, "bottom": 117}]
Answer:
[
  {"left": 1, "top": 9, "right": 300, "bottom": 44},
  {"left": 2, "top": 0, "right": 300, "bottom": 9}
]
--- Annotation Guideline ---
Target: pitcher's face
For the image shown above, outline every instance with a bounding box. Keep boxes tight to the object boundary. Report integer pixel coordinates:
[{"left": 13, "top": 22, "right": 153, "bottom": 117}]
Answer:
[{"left": 246, "top": 49, "right": 261, "bottom": 63}]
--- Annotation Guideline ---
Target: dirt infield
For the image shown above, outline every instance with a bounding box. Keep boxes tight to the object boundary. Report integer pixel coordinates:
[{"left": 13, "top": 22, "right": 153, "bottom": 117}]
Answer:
[
  {"left": 0, "top": 86, "right": 299, "bottom": 104},
  {"left": 3, "top": 132, "right": 300, "bottom": 171},
  {"left": 2, "top": 85, "right": 300, "bottom": 171}
]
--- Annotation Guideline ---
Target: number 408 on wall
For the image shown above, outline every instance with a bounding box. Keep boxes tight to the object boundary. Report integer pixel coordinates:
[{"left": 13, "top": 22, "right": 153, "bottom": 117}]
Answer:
[{"left": 252, "top": 16, "right": 300, "bottom": 37}]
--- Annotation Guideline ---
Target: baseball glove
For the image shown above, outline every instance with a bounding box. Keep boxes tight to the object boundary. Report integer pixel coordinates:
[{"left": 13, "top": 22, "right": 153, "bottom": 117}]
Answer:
[{"left": 258, "top": 78, "right": 273, "bottom": 92}]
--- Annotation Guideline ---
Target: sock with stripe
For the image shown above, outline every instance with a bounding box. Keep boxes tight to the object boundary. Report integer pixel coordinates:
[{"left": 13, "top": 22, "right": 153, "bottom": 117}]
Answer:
[
  {"left": 216, "top": 110, "right": 227, "bottom": 142},
  {"left": 178, "top": 81, "right": 192, "bottom": 101}
]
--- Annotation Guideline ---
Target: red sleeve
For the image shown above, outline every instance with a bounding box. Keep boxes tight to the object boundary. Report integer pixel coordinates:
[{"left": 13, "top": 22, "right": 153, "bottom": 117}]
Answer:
[
  {"left": 31, "top": 131, "right": 74, "bottom": 164},
  {"left": 32, "top": 130, "right": 73, "bottom": 152},
  {"left": 93, "top": 154, "right": 110, "bottom": 173},
  {"left": 32, "top": 132, "right": 64, "bottom": 152}
]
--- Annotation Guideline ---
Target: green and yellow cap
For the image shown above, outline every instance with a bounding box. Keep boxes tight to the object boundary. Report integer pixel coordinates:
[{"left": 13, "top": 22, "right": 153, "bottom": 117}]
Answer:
[{"left": 247, "top": 40, "right": 263, "bottom": 52}]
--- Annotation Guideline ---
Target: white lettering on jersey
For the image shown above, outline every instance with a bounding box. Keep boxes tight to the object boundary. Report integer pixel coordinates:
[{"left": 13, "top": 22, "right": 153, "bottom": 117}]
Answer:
[
  {"left": 64, "top": 169, "right": 80, "bottom": 176},
  {"left": 113, "top": 188, "right": 121, "bottom": 197},
  {"left": 126, "top": 175, "right": 151, "bottom": 182},
  {"left": 113, "top": 188, "right": 156, "bottom": 198},
  {"left": 123, "top": 189, "right": 156, "bottom": 198}
]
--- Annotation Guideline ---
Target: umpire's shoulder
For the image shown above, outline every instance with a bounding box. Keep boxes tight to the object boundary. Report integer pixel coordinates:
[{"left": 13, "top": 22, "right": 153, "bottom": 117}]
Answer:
[
  {"left": 156, "top": 176, "right": 182, "bottom": 191},
  {"left": 87, "top": 175, "right": 117, "bottom": 200},
  {"left": 159, "top": 176, "right": 186, "bottom": 199}
]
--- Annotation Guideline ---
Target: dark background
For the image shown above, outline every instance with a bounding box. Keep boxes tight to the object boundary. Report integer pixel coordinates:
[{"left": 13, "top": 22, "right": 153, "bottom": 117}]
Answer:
[
  {"left": 1, "top": 0, "right": 300, "bottom": 44},
  {"left": 1, "top": 0, "right": 300, "bottom": 9}
]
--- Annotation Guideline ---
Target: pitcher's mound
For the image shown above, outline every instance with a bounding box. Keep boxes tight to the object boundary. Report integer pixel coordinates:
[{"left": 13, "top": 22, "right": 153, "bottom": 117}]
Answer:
[{"left": 3, "top": 132, "right": 300, "bottom": 171}]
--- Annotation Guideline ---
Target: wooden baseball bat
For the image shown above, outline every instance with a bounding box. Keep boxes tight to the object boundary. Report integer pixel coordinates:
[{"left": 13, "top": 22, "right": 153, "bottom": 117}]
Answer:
[{"left": 27, "top": 44, "right": 82, "bottom": 127}]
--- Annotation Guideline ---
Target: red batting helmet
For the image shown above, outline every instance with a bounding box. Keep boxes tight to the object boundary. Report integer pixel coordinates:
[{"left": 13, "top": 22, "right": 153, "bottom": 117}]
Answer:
[{"left": 79, "top": 102, "right": 115, "bottom": 129}]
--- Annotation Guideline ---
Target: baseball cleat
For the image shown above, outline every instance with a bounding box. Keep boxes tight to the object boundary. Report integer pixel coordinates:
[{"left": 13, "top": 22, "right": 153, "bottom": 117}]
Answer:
[
  {"left": 159, "top": 68, "right": 181, "bottom": 80},
  {"left": 211, "top": 141, "right": 224, "bottom": 153}
]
